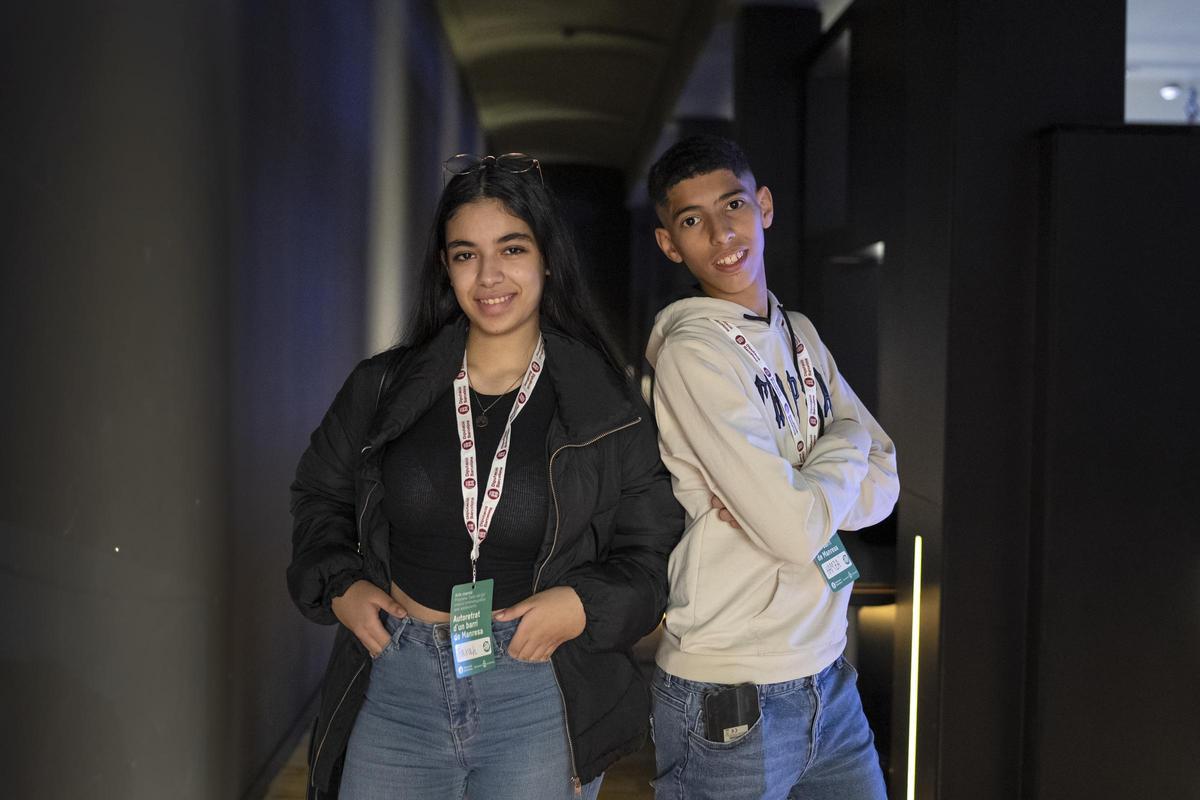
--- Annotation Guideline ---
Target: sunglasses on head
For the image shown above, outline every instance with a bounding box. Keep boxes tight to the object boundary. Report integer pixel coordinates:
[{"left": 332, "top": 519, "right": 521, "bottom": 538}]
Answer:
[{"left": 442, "top": 152, "right": 544, "bottom": 187}]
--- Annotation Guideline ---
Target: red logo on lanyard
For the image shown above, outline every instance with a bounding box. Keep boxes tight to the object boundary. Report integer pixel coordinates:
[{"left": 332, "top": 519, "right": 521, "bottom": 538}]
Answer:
[
  {"left": 487, "top": 488, "right": 500, "bottom": 500},
  {"left": 804, "top": 377, "right": 815, "bottom": 387},
  {"left": 458, "top": 404, "right": 469, "bottom": 414},
  {"left": 797, "top": 441, "right": 805, "bottom": 452},
  {"left": 531, "top": 361, "right": 541, "bottom": 373},
  {"left": 466, "top": 521, "right": 475, "bottom": 532},
  {"left": 462, "top": 440, "right": 474, "bottom": 450},
  {"left": 478, "top": 529, "right": 488, "bottom": 541},
  {"left": 809, "top": 416, "right": 818, "bottom": 426},
  {"left": 518, "top": 392, "right": 527, "bottom": 403},
  {"left": 735, "top": 335, "right": 746, "bottom": 345},
  {"left": 795, "top": 343, "right": 805, "bottom": 353},
  {"left": 496, "top": 449, "right": 508, "bottom": 459},
  {"left": 457, "top": 369, "right": 466, "bottom": 379},
  {"left": 464, "top": 478, "right": 476, "bottom": 489}
]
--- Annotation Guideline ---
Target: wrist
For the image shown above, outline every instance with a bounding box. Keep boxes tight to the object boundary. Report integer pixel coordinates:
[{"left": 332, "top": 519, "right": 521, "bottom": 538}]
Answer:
[{"left": 562, "top": 586, "right": 586, "bottom": 634}]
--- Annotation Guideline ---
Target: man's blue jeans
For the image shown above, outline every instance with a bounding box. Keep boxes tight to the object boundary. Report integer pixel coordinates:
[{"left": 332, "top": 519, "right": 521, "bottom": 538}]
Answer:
[
  {"left": 651, "top": 658, "right": 887, "bottom": 799},
  {"left": 340, "top": 615, "right": 602, "bottom": 800}
]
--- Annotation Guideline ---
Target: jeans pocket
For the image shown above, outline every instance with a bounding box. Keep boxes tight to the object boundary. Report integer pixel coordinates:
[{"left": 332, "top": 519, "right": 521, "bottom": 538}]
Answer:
[{"left": 375, "top": 615, "right": 408, "bottom": 660}]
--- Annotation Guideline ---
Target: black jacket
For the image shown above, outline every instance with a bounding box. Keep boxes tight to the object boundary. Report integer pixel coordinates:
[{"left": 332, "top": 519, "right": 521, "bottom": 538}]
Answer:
[{"left": 287, "top": 321, "right": 683, "bottom": 796}]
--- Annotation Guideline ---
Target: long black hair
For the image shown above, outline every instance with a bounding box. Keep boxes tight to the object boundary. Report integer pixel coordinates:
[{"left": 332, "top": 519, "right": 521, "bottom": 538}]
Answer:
[{"left": 401, "top": 164, "right": 626, "bottom": 377}]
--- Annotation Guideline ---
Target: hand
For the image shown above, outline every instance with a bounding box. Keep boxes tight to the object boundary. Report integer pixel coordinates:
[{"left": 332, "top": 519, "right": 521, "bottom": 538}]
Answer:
[
  {"left": 825, "top": 418, "right": 872, "bottom": 458},
  {"left": 493, "top": 586, "right": 586, "bottom": 662},
  {"left": 331, "top": 580, "right": 408, "bottom": 658},
  {"left": 711, "top": 494, "right": 742, "bottom": 530}
]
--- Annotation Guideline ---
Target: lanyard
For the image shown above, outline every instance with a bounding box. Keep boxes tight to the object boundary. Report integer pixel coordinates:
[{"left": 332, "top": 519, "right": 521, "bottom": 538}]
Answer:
[
  {"left": 454, "top": 336, "right": 546, "bottom": 584},
  {"left": 710, "top": 317, "right": 819, "bottom": 465}
]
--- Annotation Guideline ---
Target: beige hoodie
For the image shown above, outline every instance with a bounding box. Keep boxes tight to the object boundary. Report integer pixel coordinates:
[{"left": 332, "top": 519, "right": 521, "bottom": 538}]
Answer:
[{"left": 646, "top": 293, "right": 899, "bottom": 684}]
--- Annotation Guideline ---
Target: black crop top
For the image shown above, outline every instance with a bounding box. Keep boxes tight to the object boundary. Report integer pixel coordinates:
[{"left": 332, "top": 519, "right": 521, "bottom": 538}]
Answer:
[{"left": 382, "top": 378, "right": 555, "bottom": 611}]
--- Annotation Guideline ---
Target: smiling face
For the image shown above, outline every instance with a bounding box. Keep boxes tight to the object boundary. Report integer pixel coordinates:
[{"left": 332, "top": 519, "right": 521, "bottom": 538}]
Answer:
[
  {"left": 444, "top": 197, "right": 545, "bottom": 342},
  {"left": 654, "top": 168, "right": 774, "bottom": 315}
]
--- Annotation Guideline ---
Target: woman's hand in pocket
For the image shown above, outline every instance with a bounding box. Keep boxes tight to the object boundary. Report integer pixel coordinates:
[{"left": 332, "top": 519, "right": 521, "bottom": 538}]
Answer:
[
  {"left": 493, "top": 586, "right": 585, "bottom": 662},
  {"left": 331, "top": 580, "right": 407, "bottom": 658}
]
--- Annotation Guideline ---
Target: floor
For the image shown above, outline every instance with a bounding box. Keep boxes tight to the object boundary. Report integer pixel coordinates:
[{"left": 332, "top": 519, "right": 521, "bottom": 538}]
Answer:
[{"left": 263, "top": 735, "right": 656, "bottom": 799}]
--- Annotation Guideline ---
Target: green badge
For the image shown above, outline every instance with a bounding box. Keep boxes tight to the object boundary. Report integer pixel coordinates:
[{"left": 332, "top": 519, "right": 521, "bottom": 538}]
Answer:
[
  {"left": 449, "top": 578, "right": 496, "bottom": 678},
  {"left": 814, "top": 533, "right": 860, "bottom": 591}
]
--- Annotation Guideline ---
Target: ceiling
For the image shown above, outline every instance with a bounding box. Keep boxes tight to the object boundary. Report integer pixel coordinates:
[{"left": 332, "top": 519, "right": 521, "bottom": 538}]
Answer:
[
  {"left": 437, "top": 0, "right": 1199, "bottom": 178},
  {"left": 436, "top": 0, "right": 723, "bottom": 177}
]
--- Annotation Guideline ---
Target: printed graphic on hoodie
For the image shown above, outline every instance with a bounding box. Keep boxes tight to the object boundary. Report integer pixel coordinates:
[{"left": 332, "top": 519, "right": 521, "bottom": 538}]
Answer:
[{"left": 754, "top": 369, "right": 832, "bottom": 431}]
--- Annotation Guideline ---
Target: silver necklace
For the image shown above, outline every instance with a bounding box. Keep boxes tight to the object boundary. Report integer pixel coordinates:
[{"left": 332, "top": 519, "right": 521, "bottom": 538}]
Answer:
[{"left": 471, "top": 380, "right": 520, "bottom": 428}]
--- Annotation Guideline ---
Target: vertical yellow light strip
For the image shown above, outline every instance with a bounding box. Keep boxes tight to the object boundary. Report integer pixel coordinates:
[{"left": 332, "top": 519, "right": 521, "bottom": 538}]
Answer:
[{"left": 906, "top": 534, "right": 924, "bottom": 800}]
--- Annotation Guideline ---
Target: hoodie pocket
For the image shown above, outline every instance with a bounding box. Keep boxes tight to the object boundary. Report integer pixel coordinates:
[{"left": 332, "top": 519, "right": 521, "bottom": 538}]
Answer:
[{"left": 749, "top": 565, "right": 813, "bottom": 655}]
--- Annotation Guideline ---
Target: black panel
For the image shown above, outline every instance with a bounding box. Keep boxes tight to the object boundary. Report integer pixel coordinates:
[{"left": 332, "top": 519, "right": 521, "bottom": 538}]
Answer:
[{"left": 1027, "top": 126, "right": 1200, "bottom": 800}]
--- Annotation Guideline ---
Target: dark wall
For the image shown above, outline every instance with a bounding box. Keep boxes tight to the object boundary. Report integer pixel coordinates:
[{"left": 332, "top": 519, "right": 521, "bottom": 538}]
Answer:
[
  {"left": 1, "top": 3, "right": 237, "bottom": 796},
  {"left": 1026, "top": 126, "right": 1200, "bottom": 800},
  {"left": 796, "top": 1, "right": 1129, "bottom": 796}
]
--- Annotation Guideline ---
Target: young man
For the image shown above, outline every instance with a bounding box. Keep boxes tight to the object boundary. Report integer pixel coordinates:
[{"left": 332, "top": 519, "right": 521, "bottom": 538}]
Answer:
[{"left": 644, "top": 134, "right": 898, "bottom": 799}]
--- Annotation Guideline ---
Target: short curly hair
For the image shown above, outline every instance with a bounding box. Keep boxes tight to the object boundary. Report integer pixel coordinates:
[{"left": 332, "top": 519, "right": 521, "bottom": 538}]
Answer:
[{"left": 646, "top": 134, "right": 754, "bottom": 209}]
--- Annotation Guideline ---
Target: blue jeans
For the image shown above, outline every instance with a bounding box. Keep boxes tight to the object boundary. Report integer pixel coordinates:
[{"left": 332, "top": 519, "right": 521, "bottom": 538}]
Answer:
[
  {"left": 650, "top": 659, "right": 886, "bottom": 800},
  {"left": 340, "top": 615, "right": 603, "bottom": 800}
]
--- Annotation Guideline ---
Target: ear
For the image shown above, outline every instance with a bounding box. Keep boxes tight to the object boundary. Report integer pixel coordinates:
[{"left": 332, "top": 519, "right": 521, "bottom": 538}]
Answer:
[
  {"left": 756, "top": 185, "right": 775, "bottom": 230},
  {"left": 654, "top": 227, "right": 685, "bottom": 264}
]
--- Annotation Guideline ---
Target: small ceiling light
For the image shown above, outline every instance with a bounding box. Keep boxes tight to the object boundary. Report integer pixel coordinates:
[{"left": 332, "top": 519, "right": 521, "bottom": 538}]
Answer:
[{"left": 1160, "top": 83, "right": 1182, "bottom": 101}]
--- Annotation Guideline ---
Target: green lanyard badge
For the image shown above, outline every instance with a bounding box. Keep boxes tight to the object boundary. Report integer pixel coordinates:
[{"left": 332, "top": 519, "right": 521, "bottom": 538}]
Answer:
[
  {"left": 449, "top": 578, "right": 496, "bottom": 678},
  {"left": 814, "top": 533, "right": 860, "bottom": 591}
]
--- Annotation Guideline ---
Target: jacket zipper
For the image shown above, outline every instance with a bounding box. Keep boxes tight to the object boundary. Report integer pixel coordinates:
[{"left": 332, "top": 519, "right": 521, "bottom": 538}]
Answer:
[
  {"left": 309, "top": 660, "right": 366, "bottom": 788},
  {"left": 357, "top": 480, "right": 378, "bottom": 555},
  {"left": 534, "top": 416, "right": 641, "bottom": 796}
]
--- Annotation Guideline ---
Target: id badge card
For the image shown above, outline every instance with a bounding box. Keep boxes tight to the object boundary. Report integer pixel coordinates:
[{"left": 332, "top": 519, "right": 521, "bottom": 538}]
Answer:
[
  {"left": 449, "top": 578, "right": 496, "bottom": 678},
  {"left": 814, "top": 533, "right": 860, "bottom": 591}
]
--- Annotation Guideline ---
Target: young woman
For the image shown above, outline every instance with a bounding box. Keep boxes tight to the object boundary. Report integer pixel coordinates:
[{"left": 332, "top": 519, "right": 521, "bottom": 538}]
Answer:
[{"left": 287, "top": 154, "right": 682, "bottom": 799}]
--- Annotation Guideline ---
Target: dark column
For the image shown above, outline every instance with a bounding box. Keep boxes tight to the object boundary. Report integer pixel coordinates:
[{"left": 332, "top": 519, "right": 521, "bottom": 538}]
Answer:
[
  {"left": 1, "top": 3, "right": 237, "bottom": 796},
  {"left": 735, "top": 5, "right": 823, "bottom": 310}
]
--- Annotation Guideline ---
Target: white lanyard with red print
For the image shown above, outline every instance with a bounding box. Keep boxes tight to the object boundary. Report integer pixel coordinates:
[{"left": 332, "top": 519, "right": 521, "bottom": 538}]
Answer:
[
  {"left": 711, "top": 318, "right": 859, "bottom": 590},
  {"left": 710, "top": 318, "right": 819, "bottom": 466},
  {"left": 453, "top": 336, "right": 546, "bottom": 584}
]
